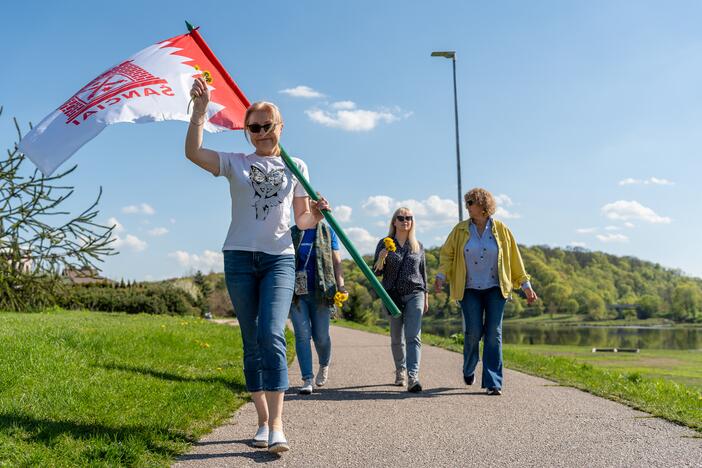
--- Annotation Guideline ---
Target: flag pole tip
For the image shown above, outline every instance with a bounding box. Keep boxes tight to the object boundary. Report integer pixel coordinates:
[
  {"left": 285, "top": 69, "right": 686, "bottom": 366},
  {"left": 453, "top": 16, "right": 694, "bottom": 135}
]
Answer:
[{"left": 185, "top": 20, "right": 196, "bottom": 32}]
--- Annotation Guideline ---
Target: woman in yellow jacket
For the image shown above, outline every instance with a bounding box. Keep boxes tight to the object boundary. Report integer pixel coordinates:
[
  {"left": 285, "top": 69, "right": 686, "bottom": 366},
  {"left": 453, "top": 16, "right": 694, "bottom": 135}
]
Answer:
[{"left": 434, "top": 188, "right": 537, "bottom": 395}]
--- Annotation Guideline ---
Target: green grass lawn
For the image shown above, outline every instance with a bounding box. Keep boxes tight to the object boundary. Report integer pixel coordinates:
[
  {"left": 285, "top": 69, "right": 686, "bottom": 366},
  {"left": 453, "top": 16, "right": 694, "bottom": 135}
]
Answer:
[
  {"left": 0, "top": 309, "right": 293, "bottom": 467},
  {"left": 333, "top": 319, "right": 702, "bottom": 433}
]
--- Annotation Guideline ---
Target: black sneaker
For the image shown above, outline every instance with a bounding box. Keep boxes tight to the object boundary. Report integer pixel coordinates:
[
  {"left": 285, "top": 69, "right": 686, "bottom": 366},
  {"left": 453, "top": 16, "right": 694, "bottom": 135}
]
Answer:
[
  {"left": 408, "top": 378, "right": 423, "bottom": 393},
  {"left": 486, "top": 387, "right": 502, "bottom": 396},
  {"left": 463, "top": 374, "right": 475, "bottom": 385}
]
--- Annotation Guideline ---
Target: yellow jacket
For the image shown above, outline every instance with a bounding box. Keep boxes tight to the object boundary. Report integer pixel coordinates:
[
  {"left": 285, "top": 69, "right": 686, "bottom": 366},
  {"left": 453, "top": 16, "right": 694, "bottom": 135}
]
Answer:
[{"left": 438, "top": 219, "right": 530, "bottom": 301}]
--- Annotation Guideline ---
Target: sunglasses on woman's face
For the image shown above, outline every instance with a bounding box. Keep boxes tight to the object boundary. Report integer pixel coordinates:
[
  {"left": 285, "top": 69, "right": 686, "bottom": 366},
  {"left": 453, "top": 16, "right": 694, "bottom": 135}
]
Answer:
[
  {"left": 247, "top": 122, "right": 276, "bottom": 134},
  {"left": 396, "top": 215, "right": 413, "bottom": 222},
  {"left": 466, "top": 200, "right": 475, "bottom": 206}
]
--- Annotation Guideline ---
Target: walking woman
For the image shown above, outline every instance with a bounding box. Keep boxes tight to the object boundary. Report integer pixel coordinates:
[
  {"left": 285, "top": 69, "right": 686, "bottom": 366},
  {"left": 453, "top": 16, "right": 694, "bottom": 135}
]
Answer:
[
  {"left": 373, "top": 207, "right": 428, "bottom": 392},
  {"left": 290, "top": 223, "right": 346, "bottom": 395},
  {"left": 435, "top": 188, "right": 537, "bottom": 395},
  {"left": 185, "top": 77, "right": 329, "bottom": 453}
]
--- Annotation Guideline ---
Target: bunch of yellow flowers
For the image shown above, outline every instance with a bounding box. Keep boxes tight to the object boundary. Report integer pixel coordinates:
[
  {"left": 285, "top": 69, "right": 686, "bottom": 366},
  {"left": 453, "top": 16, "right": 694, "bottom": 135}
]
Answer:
[
  {"left": 383, "top": 237, "right": 397, "bottom": 252},
  {"left": 334, "top": 290, "right": 349, "bottom": 308}
]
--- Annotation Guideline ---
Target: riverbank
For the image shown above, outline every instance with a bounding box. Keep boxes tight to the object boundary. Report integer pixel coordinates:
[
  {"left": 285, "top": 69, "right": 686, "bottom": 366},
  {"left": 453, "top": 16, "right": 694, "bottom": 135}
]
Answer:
[
  {"left": 333, "top": 319, "right": 702, "bottom": 433},
  {"left": 502, "top": 314, "right": 697, "bottom": 327}
]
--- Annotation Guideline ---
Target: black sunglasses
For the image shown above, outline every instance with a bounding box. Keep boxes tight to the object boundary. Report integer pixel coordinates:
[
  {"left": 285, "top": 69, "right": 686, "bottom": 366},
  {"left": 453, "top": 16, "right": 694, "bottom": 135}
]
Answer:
[
  {"left": 396, "top": 215, "right": 413, "bottom": 222},
  {"left": 466, "top": 199, "right": 475, "bottom": 206},
  {"left": 247, "top": 122, "right": 276, "bottom": 134}
]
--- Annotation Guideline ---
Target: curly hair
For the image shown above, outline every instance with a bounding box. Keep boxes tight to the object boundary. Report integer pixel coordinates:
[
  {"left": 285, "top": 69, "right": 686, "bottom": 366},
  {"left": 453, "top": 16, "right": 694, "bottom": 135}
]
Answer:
[{"left": 464, "top": 188, "right": 496, "bottom": 217}]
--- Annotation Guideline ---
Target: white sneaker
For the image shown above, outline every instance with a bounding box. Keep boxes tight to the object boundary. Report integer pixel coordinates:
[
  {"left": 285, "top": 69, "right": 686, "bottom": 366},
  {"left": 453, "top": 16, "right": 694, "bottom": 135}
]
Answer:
[
  {"left": 252, "top": 425, "right": 268, "bottom": 448},
  {"left": 268, "top": 430, "right": 289, "bottom": 454},
  {"left": 315, "top": 365, "right": 329, "bottom": 387},
  {"left": 299, "top": 378, "right": 313, "bottom": 395},
  {"left": 394, "top": 368, "right": 407, "bottom": 386}
]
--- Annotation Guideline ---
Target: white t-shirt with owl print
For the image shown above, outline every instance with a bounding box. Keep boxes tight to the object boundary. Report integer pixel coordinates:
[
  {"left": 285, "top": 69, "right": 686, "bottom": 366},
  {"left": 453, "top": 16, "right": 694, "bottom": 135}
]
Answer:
[{"left": 217, "top": 152, "right": 309, "bottom": 255}]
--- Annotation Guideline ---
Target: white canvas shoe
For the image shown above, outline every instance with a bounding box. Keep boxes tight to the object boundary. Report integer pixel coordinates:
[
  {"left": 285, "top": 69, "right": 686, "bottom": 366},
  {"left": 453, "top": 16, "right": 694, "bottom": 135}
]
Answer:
[
  {"left": 268, "top": 430, "right": 289, "bottom": 454},
  {"left": 299, "top": 378, "right": 313, "bottom": 395},
  {"left": 252, "top": 425, "right": 268, "bottom": 448},
  {"left": 315, "top": 365, "right": 329, "bottom": 387}
]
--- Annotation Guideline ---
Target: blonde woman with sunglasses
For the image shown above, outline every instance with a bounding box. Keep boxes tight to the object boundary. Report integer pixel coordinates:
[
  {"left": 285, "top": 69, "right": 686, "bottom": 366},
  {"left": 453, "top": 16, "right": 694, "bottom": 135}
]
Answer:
[
  {"left": 373, "top": 207, "right": 428, "bottom": 392},
  {"left": 185, "top": 77, "right": 330, "bottom": 454}
]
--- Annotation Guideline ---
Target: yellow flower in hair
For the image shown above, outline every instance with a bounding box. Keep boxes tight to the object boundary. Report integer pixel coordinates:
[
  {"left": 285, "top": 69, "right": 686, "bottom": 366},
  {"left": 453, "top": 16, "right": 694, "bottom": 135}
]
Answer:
[
  {"left": 383, "top": 237, "right": 396, "bottom": 252},
  {"left": 334, "top": 291, "right": 349, "bottom": 308}
]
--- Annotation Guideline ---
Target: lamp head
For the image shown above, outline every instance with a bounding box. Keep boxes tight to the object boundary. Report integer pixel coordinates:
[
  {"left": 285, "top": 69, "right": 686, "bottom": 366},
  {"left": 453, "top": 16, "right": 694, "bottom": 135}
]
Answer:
[{"left": 431, "top": 51, "right": 456, "bottom": 59}]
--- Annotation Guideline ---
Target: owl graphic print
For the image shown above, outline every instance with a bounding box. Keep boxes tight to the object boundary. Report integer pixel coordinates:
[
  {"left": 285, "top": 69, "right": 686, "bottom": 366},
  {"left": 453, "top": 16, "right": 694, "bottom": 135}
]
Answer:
[
  {"left": 217, "top": 152, "right": 309, "bottom": 256},
  {"left": 249, "top": 166, "right": 286, "bottom": 220}
]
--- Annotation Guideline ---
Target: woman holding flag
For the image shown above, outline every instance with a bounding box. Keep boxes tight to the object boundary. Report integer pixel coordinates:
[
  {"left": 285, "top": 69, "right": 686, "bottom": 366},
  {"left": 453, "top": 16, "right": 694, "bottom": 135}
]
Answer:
[{"left": 186, "top": 76, "right": 329, "bottom": 453}]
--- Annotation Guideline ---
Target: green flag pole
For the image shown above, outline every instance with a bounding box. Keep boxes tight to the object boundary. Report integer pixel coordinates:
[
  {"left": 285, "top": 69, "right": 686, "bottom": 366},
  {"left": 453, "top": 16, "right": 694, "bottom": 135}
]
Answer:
[
  {"left": 184, "top": 20, "right": 400, "bottom": 317},
  {"left": 279, "top": 146, "right": 401, "bottom": 317}
]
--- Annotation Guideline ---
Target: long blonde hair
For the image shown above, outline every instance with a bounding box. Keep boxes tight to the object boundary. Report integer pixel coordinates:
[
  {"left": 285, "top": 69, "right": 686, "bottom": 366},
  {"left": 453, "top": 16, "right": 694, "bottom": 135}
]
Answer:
[{"left": 387, "top": 207, "right": 420, "bottom": 253}]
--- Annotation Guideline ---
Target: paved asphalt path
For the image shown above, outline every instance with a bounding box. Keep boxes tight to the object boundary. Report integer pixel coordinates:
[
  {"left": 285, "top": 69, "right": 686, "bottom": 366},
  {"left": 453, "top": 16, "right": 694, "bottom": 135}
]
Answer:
[{"left": 175, "top": 325, "right": 701, "bottom": 467}]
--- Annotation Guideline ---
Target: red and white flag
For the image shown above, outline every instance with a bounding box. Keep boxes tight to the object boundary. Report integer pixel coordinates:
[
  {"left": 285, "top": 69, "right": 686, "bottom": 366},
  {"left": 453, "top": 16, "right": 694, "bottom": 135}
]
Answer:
[{"left": 19, "top": 29, "right": 250, "bottom": 176}]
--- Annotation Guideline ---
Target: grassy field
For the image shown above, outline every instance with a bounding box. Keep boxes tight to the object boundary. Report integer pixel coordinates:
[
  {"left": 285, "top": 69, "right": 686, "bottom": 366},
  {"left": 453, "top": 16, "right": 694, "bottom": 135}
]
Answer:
[
  {"left": 0, "top": 309, "right": 293, "bottom": 467},
  {"left": 333, "top": 319, "right": 702, "bottom": 433}
]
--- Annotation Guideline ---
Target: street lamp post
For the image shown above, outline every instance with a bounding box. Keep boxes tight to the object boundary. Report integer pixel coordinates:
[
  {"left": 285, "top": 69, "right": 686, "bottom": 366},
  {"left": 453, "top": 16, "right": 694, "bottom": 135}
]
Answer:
[{"left": 431, "top": 50, "right": 463, "bottom": 221}]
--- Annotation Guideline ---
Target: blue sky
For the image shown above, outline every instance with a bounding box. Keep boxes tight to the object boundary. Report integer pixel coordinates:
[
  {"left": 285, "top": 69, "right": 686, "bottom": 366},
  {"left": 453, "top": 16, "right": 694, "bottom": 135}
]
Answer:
[{"left": 2, "top": 1, "right": 701, "bottom": 280}]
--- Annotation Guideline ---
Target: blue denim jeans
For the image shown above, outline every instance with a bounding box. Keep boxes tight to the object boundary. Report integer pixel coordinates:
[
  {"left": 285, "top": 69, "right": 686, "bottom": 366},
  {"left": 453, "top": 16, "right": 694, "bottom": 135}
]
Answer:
[
  {"left": 459, "top": 287, "right": 507, "bottom": 390},
  {"left": 224, "top": 250, "right": 295, "bottom": 392},
  {"left": 289, "top": 293, "right": 333, "bottom": 381},
  {"left": 389, "top": 291, "right": 424, "bottom": 379}
]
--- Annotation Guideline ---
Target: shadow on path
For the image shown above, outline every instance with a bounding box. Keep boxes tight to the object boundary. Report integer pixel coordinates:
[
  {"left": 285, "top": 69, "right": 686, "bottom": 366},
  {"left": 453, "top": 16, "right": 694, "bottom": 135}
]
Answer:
[{"left": 285, "top": 384, "right": 486, "bottom": 402}]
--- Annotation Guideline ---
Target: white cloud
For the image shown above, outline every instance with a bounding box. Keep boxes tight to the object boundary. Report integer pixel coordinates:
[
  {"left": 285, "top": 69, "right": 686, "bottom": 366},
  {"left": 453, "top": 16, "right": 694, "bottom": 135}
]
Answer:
[
  {"left": 649, "top": 177, "right": 674, "bottom": 185},
  {"left": 596, "top": 233, "right": 629, "bottom": 243},
  {"left": 624, "top": 222, "right": 635, "bottom": 228},
  {"left": 113, "top": 234, "right": 147, "bottom": 252},
  {"left": 618, "top": 177, "right": 675, "bottom": 186},
  {"left": 306, "top": 107, "right": 405, "bottom": 132},
  {"left": 493, "top": 193, "right": 520, "bottom": 219},
  {"left": 361, "top": 194, "right": 459, "bottom": 230},
  {"left": 601, "top": 200, "right": 671, "bottom": 224},
  {"left": 604, "top": 225, "right": 620, "bottom": 231},
  {"left": 344, "top": 227, "right": 379, "bottom": 256},
  {"left": 432, "top": 236, "right": 447, "bottom": 247},
  {"left": 168, "top": 250, "right": 223, "bottom": 272},
  {"left": 362, "top": 195, "right": 395, "bottom": 216},
  {"left": 331, "top": 100, "right": 356, "bottom": 110},
  {"left": 495, "top": 207, "right": 521, "bottom": 219},
  {"left": 148, "top": 227, "right": 169, "bottom": 237},
  {"left": 494, "top": 194, "right": 514, "bottom": 206},
  {"left": 122, "top": 203, "right": 155, "bottom": 215},
  {"left": 170, "top": 218, "right": 176, "bottom": 224},
  {"left": 279, "top": 85, "right": 324, "bottom": 98},
  {"left": 568, "top": 241, "right": 587, "bottom": 248},
  {"left": 335, "top": 205, "right": 352, "bottom": 223},
  {"left": 107, "top": 217, "right": 124, "bottom": 233},
  {"left": 576, "top": 227, "right": 598, "bottom": 234}
]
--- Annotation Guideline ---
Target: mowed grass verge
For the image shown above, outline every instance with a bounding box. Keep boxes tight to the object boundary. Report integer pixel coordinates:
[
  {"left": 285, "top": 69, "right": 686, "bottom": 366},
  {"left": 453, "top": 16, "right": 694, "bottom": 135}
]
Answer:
[
  {"left": 333, "top": 319, "right": 702, "bottom": 433},
  {"left": 0, "top": 310, "right": 294, "bottom": 466}
]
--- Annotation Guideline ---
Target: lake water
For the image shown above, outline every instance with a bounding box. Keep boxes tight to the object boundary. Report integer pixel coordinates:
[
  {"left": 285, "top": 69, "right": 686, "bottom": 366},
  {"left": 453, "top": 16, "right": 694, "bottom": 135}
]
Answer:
[{"left": 418, "top": 319, "right": 702, "bottom": 350}]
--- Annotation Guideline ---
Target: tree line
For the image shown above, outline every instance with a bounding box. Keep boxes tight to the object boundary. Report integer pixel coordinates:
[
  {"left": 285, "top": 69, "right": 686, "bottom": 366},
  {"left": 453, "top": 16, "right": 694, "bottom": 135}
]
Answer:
[{"left": 337, "top": 245, "right": 702, "bottom": 324}]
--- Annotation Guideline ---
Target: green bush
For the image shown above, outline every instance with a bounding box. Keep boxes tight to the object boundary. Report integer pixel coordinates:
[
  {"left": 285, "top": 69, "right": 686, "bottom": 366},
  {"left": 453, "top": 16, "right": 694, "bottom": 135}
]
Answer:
[{"left": 57, "top": 283, "right": 198, "bottom": 315}]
